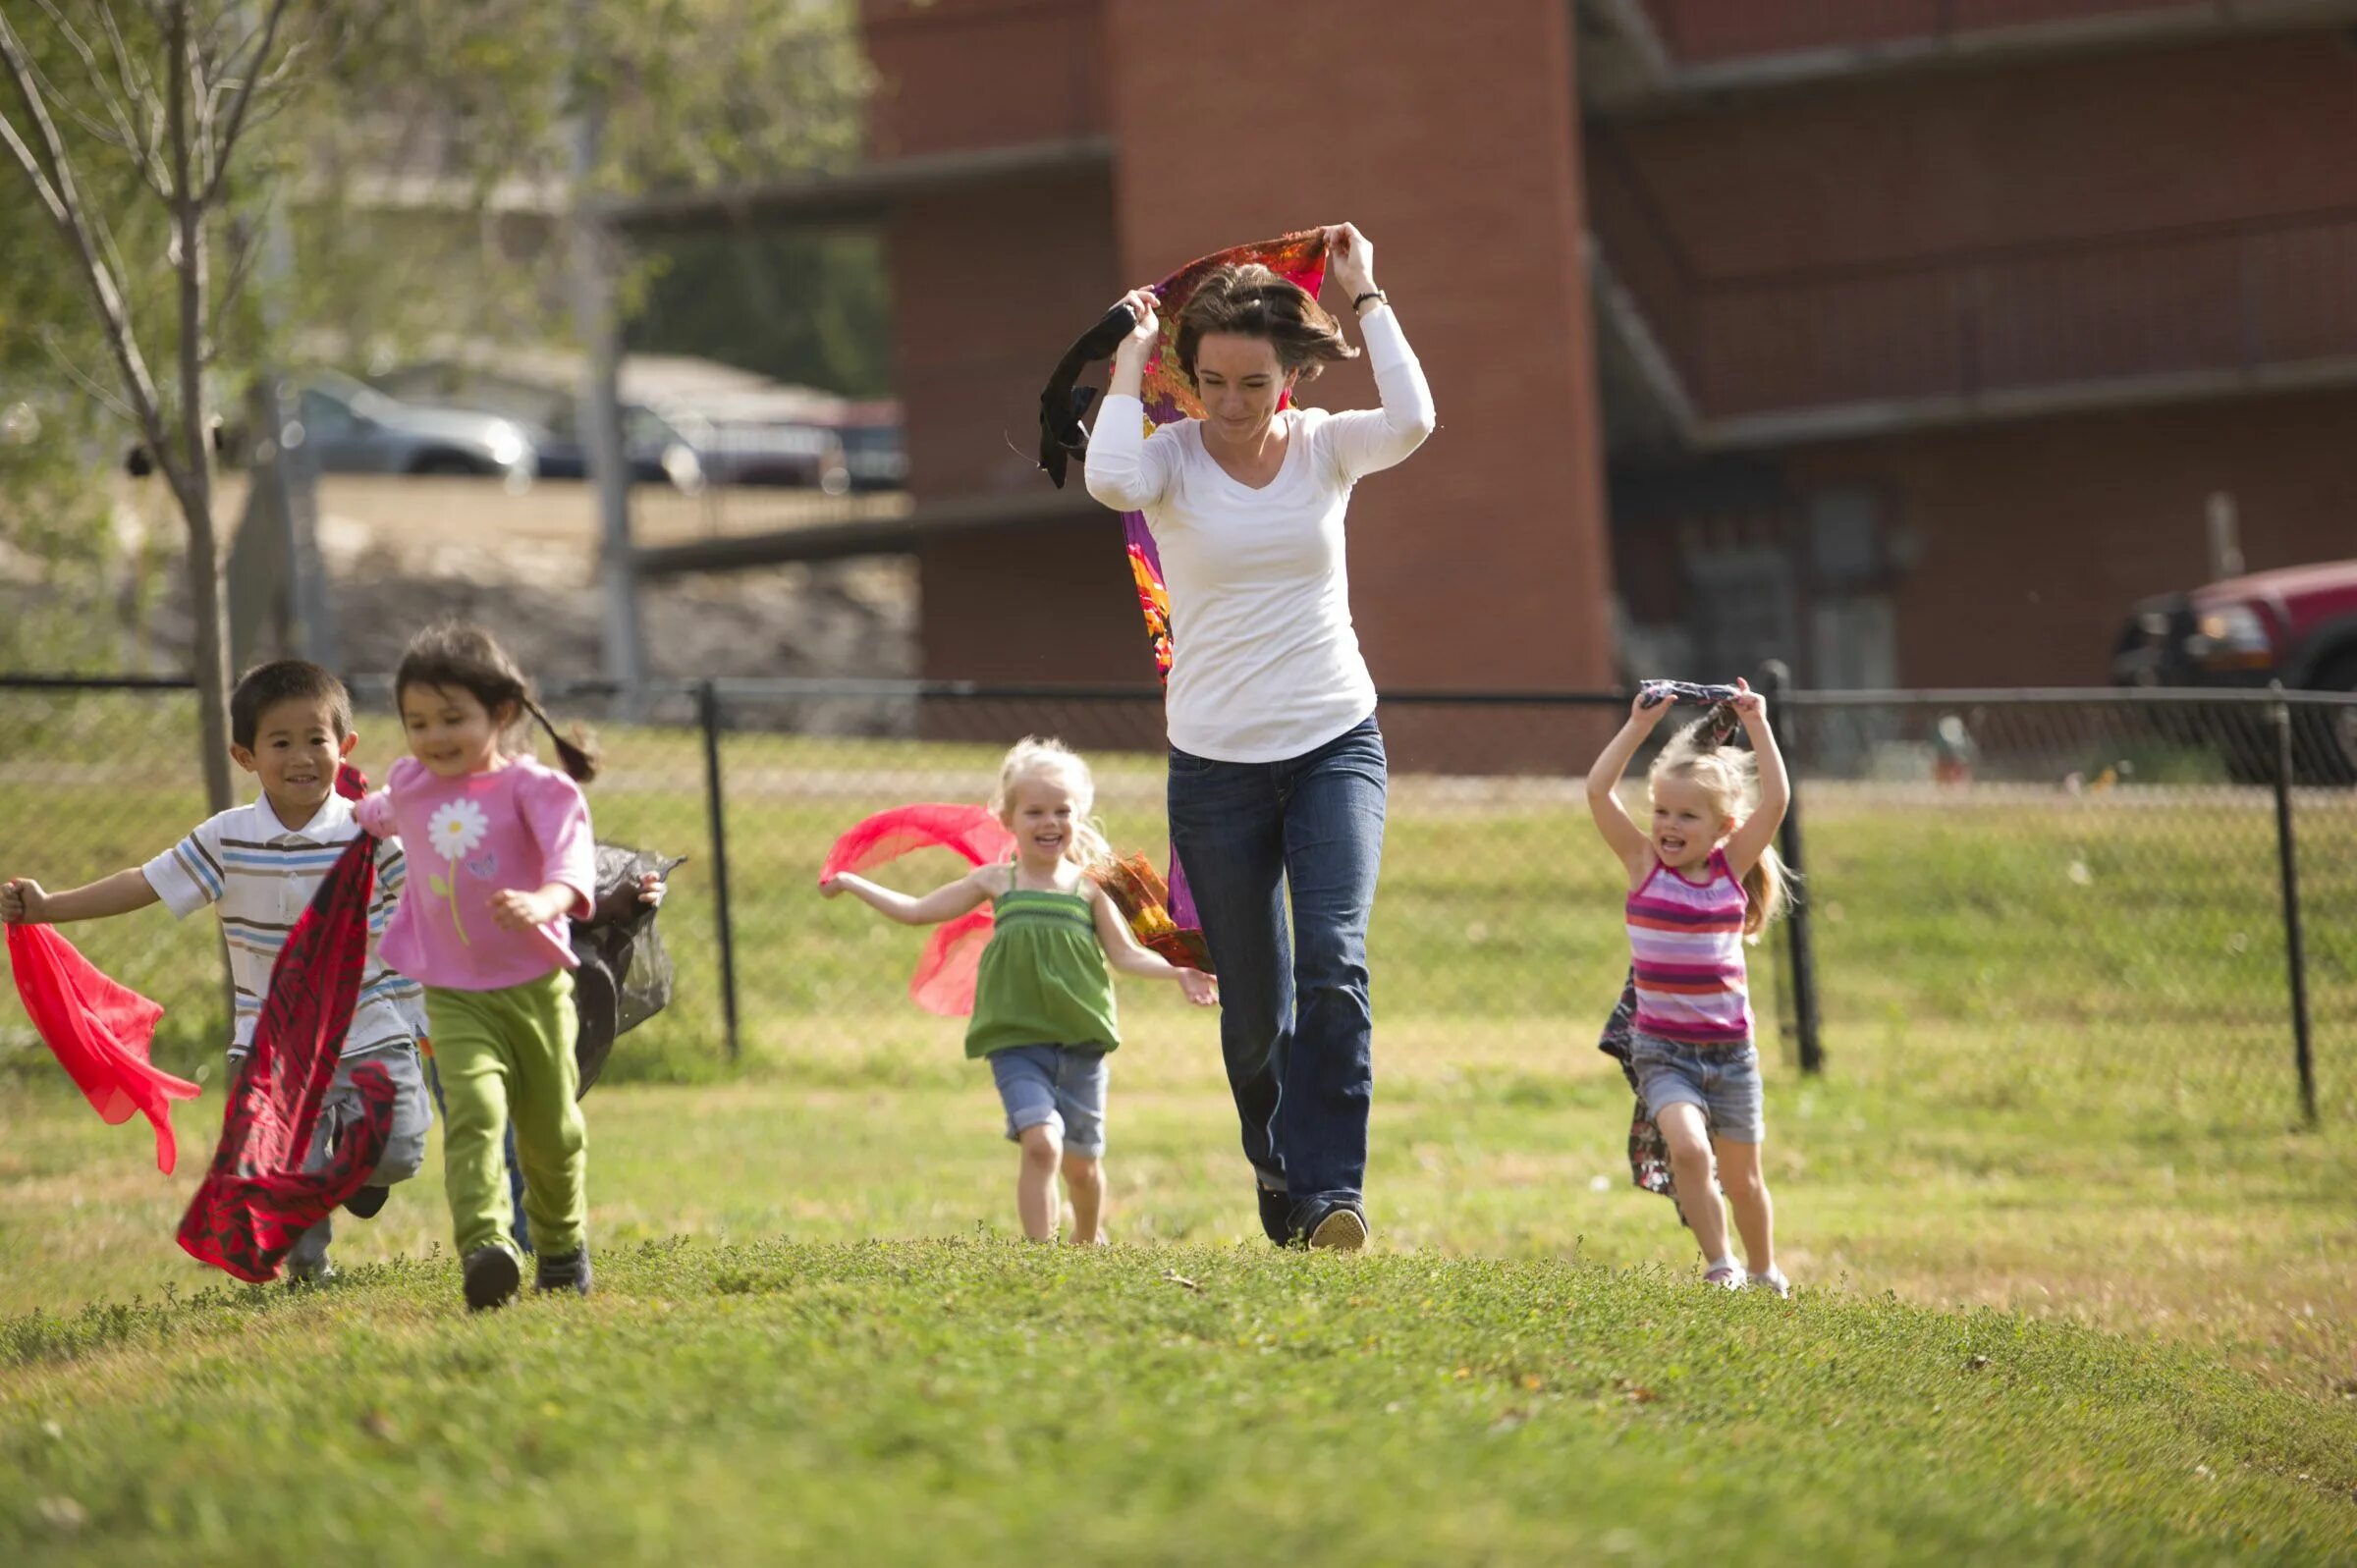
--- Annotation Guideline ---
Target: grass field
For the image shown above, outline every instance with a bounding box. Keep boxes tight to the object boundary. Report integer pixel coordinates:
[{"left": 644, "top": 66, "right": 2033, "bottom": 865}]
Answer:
[{"left": 4, "top": 697, "right": 2355, "bottom": 1560}]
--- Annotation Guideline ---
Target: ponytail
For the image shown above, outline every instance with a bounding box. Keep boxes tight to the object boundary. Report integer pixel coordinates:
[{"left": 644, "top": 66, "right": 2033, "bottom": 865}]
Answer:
[
  {"left": 525, "top": 697, "right": 600, "bottom": 784},
  {"left": 1740, "top": 841, "right": 1790, "bottom": 938}
]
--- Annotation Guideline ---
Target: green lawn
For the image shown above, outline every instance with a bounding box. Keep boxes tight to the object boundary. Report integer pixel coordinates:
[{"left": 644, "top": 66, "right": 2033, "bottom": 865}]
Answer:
[
  {"left": 2, "top": 1213, "right": 2354, "bottom": 1565},
  {"left": 4, "top": 696, "right": 2356, "bottom": 1558}
]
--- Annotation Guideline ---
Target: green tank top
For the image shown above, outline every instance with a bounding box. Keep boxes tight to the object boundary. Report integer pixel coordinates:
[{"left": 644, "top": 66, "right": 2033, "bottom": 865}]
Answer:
[{"left": 963, "top": 865, "right": 1121, "bottom": 1059}]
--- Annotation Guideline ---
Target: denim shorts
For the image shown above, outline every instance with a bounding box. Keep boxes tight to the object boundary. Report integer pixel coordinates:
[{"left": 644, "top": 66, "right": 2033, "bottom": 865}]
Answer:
[
  {"left": 1630, "top": 1032, "right": 1765, "bottom": 1145},
  {"left": 988, "top": 1045, "right": 1109, "bottom": 1158}
]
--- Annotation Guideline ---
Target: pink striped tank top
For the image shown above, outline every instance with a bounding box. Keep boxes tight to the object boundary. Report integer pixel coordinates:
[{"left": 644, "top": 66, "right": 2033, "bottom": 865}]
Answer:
[{"left": 1624, "top": 848, "right": 1753, "bottom": 1047}]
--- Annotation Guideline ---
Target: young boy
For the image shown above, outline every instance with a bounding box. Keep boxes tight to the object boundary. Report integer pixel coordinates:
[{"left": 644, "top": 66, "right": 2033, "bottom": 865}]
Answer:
[{"left": 1, "top": 660, "right": 434, "bottom": 1281}]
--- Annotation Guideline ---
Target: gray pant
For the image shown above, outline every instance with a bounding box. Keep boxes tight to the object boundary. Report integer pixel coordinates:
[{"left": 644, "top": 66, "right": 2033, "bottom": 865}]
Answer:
[{"left": 286, "top": 1043, "right": 434, "bottom": 1275}]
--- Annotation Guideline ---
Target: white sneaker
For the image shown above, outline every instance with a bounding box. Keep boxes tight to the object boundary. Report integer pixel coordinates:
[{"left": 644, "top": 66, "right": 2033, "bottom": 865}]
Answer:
[
  {"left": 1747, "top": 1268, "right": 1791, "bottom": 1298},
  {"left": 1702, "top": 1263, "right": 1743, "bottom": 1290}
]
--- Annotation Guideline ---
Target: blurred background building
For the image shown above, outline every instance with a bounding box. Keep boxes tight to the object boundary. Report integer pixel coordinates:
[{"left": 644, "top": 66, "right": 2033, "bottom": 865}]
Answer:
[{"left": 750, "top": 0, "right": 2357, "bottom": 693}]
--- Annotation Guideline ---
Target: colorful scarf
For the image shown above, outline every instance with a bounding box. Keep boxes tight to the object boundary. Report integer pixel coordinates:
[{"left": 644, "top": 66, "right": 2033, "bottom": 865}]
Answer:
[
  {"left": 1039, "top": 230, "right": 1332, "bottom": 936},
  {"left": 178, "top": 766, "right": 396, "bottom": 1282},
  {"left": 823, "top": 805, "right": 1209, "bottom": 1016},
  {"left": 6, "top": 925, "right": 200, "bottom": 1173},
  {"left": 823, "top": 805, "right": 1017, "bottom": 1016}
]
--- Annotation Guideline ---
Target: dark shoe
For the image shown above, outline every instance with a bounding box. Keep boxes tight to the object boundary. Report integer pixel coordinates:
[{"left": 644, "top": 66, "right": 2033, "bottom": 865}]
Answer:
[
  {"left": 1256, "top": 1184, "right": 1292, "bottom": 1247},
  {"left": 463, "top": 1245, "right": 521, "bottom": 1312},
  {"left": 534, "top": 1245, "right": 594, "bottom": 1298},
  {"left": 1306, "top": 1205, "right": 1370, "bottom": 1253},
  {"left": 342, "top": 1184, "right": 390, "bottom": 1219}
]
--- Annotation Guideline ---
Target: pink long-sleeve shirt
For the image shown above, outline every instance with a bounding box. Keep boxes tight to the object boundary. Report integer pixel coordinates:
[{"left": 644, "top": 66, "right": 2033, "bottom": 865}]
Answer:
[{"left": 355, "top": 756, "right": 596, "bottom": 991}]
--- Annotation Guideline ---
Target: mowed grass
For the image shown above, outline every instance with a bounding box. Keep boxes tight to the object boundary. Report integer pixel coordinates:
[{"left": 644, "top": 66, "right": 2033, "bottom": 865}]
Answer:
[
  {"left": 3, "top": 1226, "right": 2356, "bottom": 1565},
  {"left": 4, "top": 699, "right": 2356, "bottom": 1558}
]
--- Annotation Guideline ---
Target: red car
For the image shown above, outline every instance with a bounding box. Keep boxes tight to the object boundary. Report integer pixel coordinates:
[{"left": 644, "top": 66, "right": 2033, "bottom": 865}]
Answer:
[{"left": 2113, "top": 560, "right": 2357, "bottom": 781}]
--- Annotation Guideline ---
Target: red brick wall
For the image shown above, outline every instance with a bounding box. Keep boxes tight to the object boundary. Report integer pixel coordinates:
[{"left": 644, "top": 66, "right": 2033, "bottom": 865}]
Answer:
[
  {"left": 1605, "top": 34, "right": 2357, "bottom": 278},
  {"left": 1099, "top": 0, "right": 1618, "bottom": 699},
  {"left": 1787, "top": 388, "right": 2357, "bottom": 686},
  {"left": 861, "top": 0, "right": 1107, "bottom": 158}
]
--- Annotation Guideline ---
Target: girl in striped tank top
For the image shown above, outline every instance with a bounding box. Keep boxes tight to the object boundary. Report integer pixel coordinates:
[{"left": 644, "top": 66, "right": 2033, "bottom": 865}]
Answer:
[{"left": 1586, "top": 679, "right": 1793, "bottom": 1296}]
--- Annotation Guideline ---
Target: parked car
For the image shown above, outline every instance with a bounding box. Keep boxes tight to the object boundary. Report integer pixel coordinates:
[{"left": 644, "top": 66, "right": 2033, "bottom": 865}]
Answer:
[
  {"left": 2112, "top": 560, "right": 2357, "bottom": 782},
  {"left": 828, "top": 412, "right": 906, "bottom": 493},
  {"left": 531, "top": 399, "right": 707, "bottom": 494},
  {"left": 292, "top": 372, "right": 540, "bottom": 484},
  {"left": 677, "top": 414, "right": 849, "bottom": 491}
]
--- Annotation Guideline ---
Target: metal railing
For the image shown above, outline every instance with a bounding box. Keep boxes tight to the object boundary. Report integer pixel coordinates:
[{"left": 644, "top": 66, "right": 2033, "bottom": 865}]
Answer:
[
  {"left": 1638, "top": 0, "right": 2286, "bottom": 65},
  {"left": 1586, "top": 140, "right": 2357, "bottom": 426}
]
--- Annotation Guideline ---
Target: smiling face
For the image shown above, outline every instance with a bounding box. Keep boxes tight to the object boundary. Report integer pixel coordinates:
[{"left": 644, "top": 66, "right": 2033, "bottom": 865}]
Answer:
[
  {"left": 1191, "top": 332, "right": 1294, "bottom": 446},
  {"left": 1649, "top": 772, "right": 1729, "bottom": 874},
  {"left": 1001, "top": 772, "right": 1081, "bottom": 871},
  {"left": 399, "top": 681, "right": 512, "bottom": 780},
  {"left": 232, "top": 696, "right": 356, "bottom": 828}
]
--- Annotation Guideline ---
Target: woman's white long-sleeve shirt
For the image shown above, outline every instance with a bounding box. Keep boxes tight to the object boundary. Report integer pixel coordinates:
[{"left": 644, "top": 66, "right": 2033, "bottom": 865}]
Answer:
[{"left": 1083, "top": 305, "right": 1436, "bottom": 763}]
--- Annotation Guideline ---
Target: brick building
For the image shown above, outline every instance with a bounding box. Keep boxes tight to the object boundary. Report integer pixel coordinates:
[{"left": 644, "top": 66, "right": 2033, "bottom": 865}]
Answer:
[{"left": 659, "top": 0, "right": 2357, "bottom": 706}]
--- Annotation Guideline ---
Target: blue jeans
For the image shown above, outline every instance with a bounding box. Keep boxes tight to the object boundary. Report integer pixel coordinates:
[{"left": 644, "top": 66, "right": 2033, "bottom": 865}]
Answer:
[{"left": 1168, "top": 716, "right": 1387, "bottom": 1236}]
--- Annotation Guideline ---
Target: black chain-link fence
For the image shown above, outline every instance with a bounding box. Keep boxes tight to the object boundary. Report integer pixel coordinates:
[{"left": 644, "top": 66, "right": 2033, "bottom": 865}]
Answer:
[
  {"left": 2, "top": 675, "right": 2346, "bottom": 1129},
  {"left": 1773, "top": 684, "right": 2354, "bottom": 1130}
]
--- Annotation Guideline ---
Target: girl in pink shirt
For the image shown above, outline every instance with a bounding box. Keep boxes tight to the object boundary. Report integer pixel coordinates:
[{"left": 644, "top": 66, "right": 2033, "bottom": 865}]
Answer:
[{"left": 356, "top": 622, "right": 599, "bottom": 1312}]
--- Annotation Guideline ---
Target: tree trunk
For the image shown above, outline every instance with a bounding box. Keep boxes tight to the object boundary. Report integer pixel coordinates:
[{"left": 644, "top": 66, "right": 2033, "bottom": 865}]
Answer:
[{"left": 167, "top": 2, "right": 233, "bottom": 813}]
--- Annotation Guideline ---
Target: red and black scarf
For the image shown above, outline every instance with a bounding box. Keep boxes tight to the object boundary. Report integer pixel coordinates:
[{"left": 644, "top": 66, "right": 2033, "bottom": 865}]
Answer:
[{"left": 177, "top": 766, "right": 397, "bottom": 1281}]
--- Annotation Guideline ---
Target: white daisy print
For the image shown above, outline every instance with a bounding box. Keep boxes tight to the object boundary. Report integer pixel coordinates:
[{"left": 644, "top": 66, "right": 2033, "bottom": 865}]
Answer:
[
  {"left": 427, "top": 799, "right": 490, "bottom": 860},
  {"left": 423, "top": 797, "right": 490, "bottom": 946}
]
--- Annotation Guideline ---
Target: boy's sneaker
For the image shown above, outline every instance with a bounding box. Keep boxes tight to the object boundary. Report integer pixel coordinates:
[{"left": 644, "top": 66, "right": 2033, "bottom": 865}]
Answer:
[
  {"left": 534, "top": 1245, "right": 594, "bottom": 1298},
  {"left": 463, "top": 1245, "right": 521, "bottom": 1313},
  {"left": 342, "top": 1185, "right": 390, "bottom": 1219},
  {"left": 1748, "top": 1268, "right": 1792, "bottom": 1299},
  {"left": 1702, "top": 1263, "right": 1744, "bottom": 1290},
  {"left": 285, "top": 1258, "right": 336, "bottom": 1286},
  {"left": 1306, "top": 1205, "right": 1370, "bottom": 1253}
]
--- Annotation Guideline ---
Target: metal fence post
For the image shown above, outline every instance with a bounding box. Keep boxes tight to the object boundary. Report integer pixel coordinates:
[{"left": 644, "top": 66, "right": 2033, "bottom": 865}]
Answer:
[
  {"left": 2268, "top": 682, "right": 2317, "bottom": 1126},
  {"left": 698, "top": 679, "right": 742, "bottom": 1063},
  {"left": 1762, "top": 661, "right": 1824, "bottom": 1075}
]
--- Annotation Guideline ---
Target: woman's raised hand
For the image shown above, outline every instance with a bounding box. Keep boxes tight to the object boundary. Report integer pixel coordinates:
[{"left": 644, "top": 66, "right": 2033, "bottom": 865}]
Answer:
[
  {"left": 1325, "top": 223, "right": 1376, "bottom": 300},
  {"left": 1117, "top": 287, "right": 1160, "bottom": 355}
]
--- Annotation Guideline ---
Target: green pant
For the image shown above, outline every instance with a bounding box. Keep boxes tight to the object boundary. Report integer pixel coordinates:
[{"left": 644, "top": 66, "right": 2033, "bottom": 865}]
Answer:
[{"left": 426, "top": 973, "right": 586, "bottom": 1260}]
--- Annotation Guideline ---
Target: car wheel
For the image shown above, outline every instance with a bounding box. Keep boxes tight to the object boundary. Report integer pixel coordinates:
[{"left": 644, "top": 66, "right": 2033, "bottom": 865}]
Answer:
[{"left": 411, "top": 451, "right": 487, "bottom": 475}]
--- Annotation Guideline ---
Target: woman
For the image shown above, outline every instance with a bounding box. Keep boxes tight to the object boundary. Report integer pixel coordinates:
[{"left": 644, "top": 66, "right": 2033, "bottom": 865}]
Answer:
[{"left": 1084, "top": 223, "right": 1436, "bottom": 1249}]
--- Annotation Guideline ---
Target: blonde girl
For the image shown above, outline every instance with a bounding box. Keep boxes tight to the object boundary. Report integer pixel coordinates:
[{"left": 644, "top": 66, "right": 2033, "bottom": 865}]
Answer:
[
  {"left": 823, "top": 737, "right": 1216, "bottom": 1242},
  {"left": 1585, "top": 679, "right": 1793, "bottom": 1295}
]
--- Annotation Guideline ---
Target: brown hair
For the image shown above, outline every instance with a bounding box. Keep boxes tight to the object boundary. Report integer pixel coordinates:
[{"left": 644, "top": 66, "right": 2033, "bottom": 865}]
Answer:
[
  {"left": 231, "top": 659, "right": 353, "bottom": 749},
  {"left": 392, "top": 622, "right": 599, "bottom": 783},
  {"left": 1175, "top": 264, "right": 1359, "bottom": 387}
]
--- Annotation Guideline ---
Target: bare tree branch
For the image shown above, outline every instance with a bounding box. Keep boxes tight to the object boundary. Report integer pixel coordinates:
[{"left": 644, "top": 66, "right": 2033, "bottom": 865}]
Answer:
[
  {"left": 204, "top": 202, "right": 269, "bottom": 358},
  {"left": 0, "top": 9, "right": 176, "bottom": 487},
  {"left": 37, "top": 328, "right": 138, "bottom": 422},
  {"left": 91, "top": 0, "right": 171, "bottom": 191},
  {"left": 27, "top": 0, "right": 142, "bottom": 158},
  {"left": 201, "top": 0, "right": 289, "bottom": 201}
]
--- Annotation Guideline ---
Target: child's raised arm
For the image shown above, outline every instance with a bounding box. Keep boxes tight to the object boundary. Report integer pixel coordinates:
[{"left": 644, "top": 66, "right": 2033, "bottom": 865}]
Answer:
[
  {"left": 820, "top": 866, "right": 993, "bottom": 927},
  {"left": 1586, "top": 688, "right": 1672, "bottom": 881},
  {"left": 1087, "top": 881, "right": 1218, "bottom": 1005},
  {"left": 1721, "top": 680, "right": 1791, "bottom": 879},
  {"left": 1, "top": 869, "right": 160, "bottom": 926}
]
